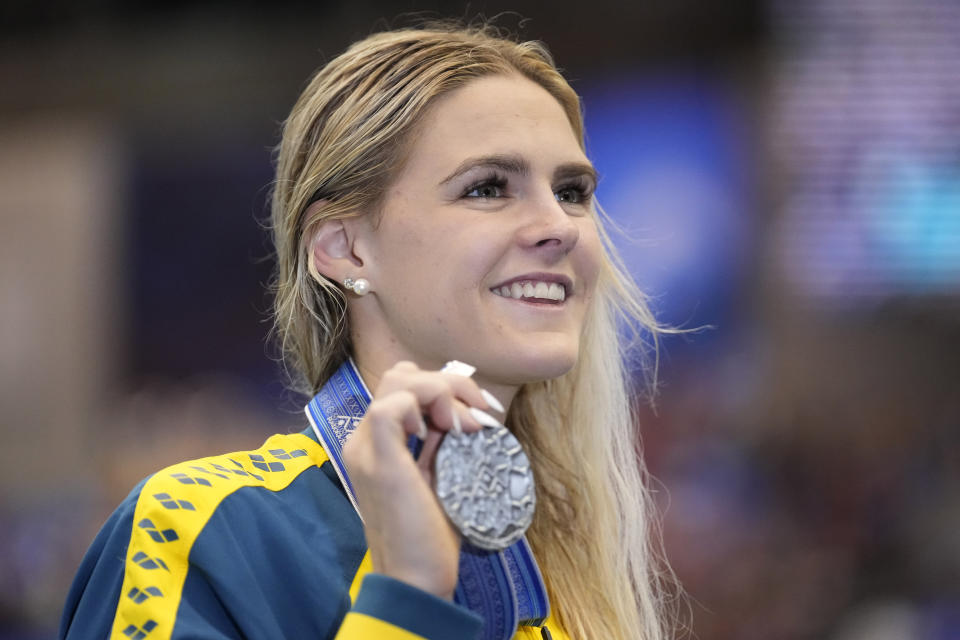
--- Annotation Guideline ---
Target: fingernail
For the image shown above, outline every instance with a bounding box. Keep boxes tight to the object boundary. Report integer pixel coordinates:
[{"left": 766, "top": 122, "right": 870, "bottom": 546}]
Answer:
[
  {"left": 480, "top": 389, "right": 505, "bottom": 413},
  {"left": 469, "top": 407, "right": 502, "bottom": 429},
  {"left": 418, "top": 419, "right": 428, "bottom": 440},
  {"left": 451, "top": 407, "right": 463, "bottom": 435},
  {"left": 442, "top": 360, "right": 476, "bottom": 377}
]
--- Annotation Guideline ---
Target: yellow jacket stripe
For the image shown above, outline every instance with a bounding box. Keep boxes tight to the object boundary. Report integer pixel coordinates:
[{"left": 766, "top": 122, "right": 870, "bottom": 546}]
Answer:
[{"left": 111, "top": 433, "right": 327, "bottom": 639}]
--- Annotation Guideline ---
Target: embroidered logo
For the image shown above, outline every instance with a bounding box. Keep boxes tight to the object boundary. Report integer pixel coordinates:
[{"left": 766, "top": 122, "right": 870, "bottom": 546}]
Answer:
[
  {"left": 126, "top": 586, "right": 164, "bottom": 604},
  {"left": 122, "top": 619, "right": 158, "bottom": 639},
  {"left": 153, "top": 493, "right": 195, "bottom": 511},
  {"left": 138, "top": 518, "right": 179, "bottom": 543},
  {"left": 170, "top": 472, "right": 212, "bottom": 487},
  {"left": 247, "top": 448, "right": 308, "bottom": 472},
  {"left": 269, "top": 448, "right": 307, "bottom": 460},
  {"left": 191, "top": 464, "right": 229, "bottom": 479},
  {"left": 249, "top": 453, "right": 284, "bottom": 472},
  {"left": 218, "top": 458, "right": 264, "bottom": 481},
  {"left": 131, "top": 551, "right": 169, "bottom": 571}
]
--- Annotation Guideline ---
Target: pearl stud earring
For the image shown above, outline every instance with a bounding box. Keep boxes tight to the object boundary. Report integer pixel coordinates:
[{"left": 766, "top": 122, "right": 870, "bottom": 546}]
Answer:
[{"left": 343, "top": 277, "right": 370, "bottom": 296}]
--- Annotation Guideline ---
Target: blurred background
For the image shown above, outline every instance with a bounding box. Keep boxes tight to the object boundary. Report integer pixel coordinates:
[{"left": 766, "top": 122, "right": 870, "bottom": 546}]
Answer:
[{"left": 1, "top": 0, "right": 957, "bottom": 638}]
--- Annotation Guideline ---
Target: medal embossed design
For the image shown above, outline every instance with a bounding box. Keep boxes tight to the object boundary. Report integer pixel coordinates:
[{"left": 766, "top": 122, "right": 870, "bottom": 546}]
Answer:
[
  {"left": 435, "top": 423, "right": 536, "bottom": 551},
  {"left": 436, "top": 360, "right": 536, "bottom": 551}
]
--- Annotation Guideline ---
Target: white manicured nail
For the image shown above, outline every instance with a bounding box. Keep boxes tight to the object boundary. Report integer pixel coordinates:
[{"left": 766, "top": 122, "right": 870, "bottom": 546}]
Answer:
[
  {"left": 469, "top": 407, "right": 501, "bottom": 429},
  {"left": 480, "top": 389, "right": 505, "bottom": 413},
  {"left": 442, "top": 360, "right": 476, "bottom": 377},
  {"left": 451, "top": 408, "right": 463, "bottom": 435}
]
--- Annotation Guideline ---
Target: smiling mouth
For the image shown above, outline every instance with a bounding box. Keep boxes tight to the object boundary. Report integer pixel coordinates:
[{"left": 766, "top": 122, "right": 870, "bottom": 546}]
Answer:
[{"left": 491, "top": 280, "right": 567, "bottom": 303}]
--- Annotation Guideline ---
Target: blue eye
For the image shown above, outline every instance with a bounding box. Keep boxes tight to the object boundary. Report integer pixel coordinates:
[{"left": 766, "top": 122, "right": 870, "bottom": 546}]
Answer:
[
  {"left": 554, "top": 183, "right": 592, "bottom": 205},
  {"left": 462, "top": 172, "right": 508, "bottom": 199},
  {"left": 555, "top": 187, "right": 582, "bottom": 203},
  {"left": 465, "top": 182, "right": 505, "bottom": 198}
]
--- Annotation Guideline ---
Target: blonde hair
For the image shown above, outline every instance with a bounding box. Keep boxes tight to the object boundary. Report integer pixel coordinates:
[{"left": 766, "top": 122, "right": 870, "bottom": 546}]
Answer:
[{"left": 271, "top": 22, "right": 678, "bottom": 640}]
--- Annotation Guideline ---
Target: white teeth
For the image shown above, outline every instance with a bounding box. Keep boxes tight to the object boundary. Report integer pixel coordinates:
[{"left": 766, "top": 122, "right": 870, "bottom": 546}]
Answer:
[{"left": 492, "top": 280, "right": 567, "bottom": 302}]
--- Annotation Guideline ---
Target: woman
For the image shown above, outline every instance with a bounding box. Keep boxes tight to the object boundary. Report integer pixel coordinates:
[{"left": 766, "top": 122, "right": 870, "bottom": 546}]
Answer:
[{"left": 60, "top": 23, "right": 675, "bottom": 640}]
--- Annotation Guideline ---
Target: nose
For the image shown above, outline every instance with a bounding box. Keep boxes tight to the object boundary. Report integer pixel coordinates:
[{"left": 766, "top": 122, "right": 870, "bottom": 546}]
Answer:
[{"left": 517, "top": 193, "right": 580, "bottom": 260}]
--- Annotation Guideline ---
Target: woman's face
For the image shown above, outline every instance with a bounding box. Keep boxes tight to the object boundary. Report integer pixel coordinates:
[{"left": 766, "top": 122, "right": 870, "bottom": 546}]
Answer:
[{"left": 352, "top": 73, "right": 602, "bottom": 387}]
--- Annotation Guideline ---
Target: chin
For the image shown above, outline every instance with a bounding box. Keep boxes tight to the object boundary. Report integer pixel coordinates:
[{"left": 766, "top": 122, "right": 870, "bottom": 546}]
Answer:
[{"left": 487, "top": 342, "right": 580, "bottom": 385}]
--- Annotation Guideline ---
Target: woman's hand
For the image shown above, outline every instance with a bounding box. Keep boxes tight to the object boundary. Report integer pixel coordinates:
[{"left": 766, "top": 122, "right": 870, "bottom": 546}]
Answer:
[{"left": 341, "top": 361, "right": 491, "bottom": 600}]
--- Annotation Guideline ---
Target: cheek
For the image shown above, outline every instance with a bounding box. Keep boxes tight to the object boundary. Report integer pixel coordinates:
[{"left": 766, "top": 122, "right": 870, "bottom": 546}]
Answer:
[
  {"left": 577, "top": 224, "right": 604, "bottom": 288},
  {"left": 435, "top": 226, "right": 505, "bottom": 293},
  {"left": 379, "top": 219, "right": 446, "bottom": 279}
]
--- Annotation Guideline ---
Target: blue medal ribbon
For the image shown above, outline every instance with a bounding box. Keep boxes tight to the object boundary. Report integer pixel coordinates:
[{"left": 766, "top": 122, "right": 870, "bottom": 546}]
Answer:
[{"left": 305, "top": 359, "right": 550, "bottom": 639}]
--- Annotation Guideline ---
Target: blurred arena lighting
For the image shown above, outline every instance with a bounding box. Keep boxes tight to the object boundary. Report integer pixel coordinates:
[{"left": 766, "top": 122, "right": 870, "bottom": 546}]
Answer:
[
  {"left": 583, "top": 74, "right": 753, "bottom": 333},
  {"left": 770, "top": 0, "right": 960, "bottom": 304}
]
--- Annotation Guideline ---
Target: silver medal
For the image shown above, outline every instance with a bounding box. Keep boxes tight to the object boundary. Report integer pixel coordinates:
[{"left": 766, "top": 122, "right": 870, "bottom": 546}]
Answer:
[{"left": 434, "top": 423, "right": 536, "bottom": 551}]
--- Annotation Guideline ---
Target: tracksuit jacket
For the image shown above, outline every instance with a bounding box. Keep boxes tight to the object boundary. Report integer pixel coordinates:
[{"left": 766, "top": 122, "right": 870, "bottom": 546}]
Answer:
[{"left": 59, "top": 428, "right": 569, "bottom": 639}]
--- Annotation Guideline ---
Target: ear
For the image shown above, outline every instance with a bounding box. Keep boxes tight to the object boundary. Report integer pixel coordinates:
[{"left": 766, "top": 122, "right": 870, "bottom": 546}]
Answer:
[{"left": 306, "top": 207, "right": 364, "bottom": 283}]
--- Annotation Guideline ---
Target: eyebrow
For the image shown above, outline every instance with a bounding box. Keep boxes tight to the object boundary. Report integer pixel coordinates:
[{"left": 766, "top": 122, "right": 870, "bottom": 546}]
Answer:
[{"left": 438, "top": 153, "right": 598, "bottom": 187}]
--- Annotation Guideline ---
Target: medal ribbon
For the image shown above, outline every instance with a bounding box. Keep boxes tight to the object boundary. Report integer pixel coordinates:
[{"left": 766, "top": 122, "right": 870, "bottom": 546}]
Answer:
[{"left": 305, "top": 359, "right": 550, "bottom": 639}]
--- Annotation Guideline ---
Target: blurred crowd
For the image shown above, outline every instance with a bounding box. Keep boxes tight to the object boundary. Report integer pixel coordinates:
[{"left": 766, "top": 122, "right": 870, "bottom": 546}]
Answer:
[{"left": 644, "top": 312, "right": 959, "bottom": 639}]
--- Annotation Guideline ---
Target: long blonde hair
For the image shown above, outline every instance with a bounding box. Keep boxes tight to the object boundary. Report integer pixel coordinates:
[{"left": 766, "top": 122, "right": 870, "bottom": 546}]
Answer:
[{"left": 271, "top": 22, "right": 678, "bottom": 640}]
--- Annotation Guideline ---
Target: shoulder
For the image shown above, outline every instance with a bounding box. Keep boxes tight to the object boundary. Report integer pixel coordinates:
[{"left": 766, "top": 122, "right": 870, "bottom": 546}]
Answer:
[
  {"left": 148, "top": 433, "right": 327, "bottom": 496},
  {"left": 145, "top": 430, "right": 329, "bottom": 504},
  {"left": 125, "top": 430, "right": 337, "bottom": 572},
  {"left": 62, "top": 431, "right": 366, "bottom": 640},
  {"left": 125, "top": 431, "right": 333, "bottom": 556}
]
